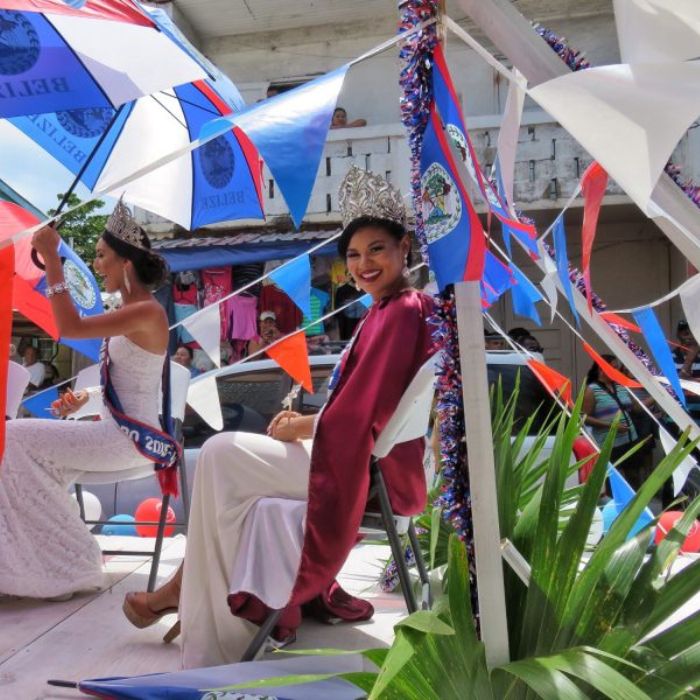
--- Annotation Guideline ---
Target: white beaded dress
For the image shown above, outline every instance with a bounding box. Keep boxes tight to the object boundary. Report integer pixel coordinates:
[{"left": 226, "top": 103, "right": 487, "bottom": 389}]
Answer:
[{"left": 0, "top": 336, "right": 164, "bottom": 598}]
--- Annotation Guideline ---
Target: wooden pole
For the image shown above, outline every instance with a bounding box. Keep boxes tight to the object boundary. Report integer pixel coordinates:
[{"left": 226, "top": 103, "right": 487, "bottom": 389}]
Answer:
[{"left": 455, "top": 281, "right": 510, "bottom": 667}]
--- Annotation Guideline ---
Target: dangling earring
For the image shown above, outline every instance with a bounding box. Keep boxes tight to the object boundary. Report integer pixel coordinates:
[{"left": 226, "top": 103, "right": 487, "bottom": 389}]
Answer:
[
  {"left": 402, "top": 256, "right": 409, "bottom": 278},
  {"left": 123, "top": 266, "right": 132, "bottom": 295}
]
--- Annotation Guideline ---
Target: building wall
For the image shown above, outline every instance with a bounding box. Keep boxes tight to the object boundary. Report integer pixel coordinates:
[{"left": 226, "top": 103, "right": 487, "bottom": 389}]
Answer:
[{"left": 175, "top": 4, "right": 700, "bottom": 382}]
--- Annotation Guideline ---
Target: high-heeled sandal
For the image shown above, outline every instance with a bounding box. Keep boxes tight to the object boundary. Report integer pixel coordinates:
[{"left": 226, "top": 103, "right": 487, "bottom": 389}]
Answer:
[{"left": 122, "top": 592, "right": 178, "bottom": 634}]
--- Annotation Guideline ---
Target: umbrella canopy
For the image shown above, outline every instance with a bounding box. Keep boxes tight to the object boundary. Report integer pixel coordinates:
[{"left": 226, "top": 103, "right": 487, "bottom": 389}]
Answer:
[
  {"left": 8, "top": 6, "right": 265, "bottom": 230},
  {"left": 0, "top": 1, "right": 205, "bottom": 118}
]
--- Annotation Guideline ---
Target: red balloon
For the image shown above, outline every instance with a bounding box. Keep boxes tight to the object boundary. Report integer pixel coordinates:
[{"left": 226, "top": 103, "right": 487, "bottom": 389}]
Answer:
[
  {"left": 654, "top": 511, "right": 700, "bottom": 553},
  {"left": 134, "top": 498, "right": 176, "bottom": 538}
]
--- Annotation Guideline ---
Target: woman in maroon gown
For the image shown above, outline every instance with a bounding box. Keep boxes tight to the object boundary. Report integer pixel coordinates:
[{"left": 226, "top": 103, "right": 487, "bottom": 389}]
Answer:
[{"left": 123, "top": 167, "right": 436, "bottom": 668}]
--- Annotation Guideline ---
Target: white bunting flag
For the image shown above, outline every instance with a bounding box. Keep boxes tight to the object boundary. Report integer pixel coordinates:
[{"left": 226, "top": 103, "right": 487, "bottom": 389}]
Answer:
[
  {"left": 680, "top": 275, "right": 700, "bottom": 348},
  {"left": 187, "top": 374, "right": 224, "bottom": 431},
  {"left": 182, "top": 305, "right": 221, "bottom": 369},
  {"left": 659, "top": 426, "right": 698, "bottom": 496}
]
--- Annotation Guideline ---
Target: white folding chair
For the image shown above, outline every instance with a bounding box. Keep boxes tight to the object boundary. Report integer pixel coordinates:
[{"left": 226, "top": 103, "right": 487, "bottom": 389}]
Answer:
[
  {"left": 72, "top": 361, "right": 191, "bottom": 591},
  {"left": 6, "top": 361, "right": 31, "bottom": 419},
  {"left": 239, "top": 354, "right": 440, "bottom": 661}
]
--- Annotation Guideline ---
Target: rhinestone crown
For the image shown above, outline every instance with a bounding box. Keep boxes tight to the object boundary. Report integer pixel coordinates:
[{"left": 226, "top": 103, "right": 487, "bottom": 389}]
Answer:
[{"left": 338, "top": 166, "right": 406, "bottom": 228}]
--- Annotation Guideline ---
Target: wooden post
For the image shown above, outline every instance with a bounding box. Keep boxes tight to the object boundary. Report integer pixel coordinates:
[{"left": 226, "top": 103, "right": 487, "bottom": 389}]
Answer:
[{"left": 455, "top": 281, "right": 510, "bottom": 667}]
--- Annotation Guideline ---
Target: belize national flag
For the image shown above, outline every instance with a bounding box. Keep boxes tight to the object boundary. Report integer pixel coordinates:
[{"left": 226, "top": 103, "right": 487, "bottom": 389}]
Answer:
[
  {"left": 432, "top": 45, "right": 510, "bottom": 219},
  {"left": 420, "top": 105, "right": 486, "bottom": 290}
]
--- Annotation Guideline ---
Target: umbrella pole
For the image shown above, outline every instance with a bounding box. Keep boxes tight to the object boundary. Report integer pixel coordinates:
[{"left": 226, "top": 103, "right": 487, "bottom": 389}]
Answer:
[
  {"left": 54, "top": 104, "right": 126, "bottom": 216},
  {"left": 31, "top": 105, "right": 126, "bottom": 269}
]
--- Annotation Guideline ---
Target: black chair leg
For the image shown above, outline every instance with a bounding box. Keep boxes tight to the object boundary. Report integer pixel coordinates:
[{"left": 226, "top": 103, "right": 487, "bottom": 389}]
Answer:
[
  {"left": 74, "top": 483, "right": 86, "bottom": 522},
  {"left": 408, "top": 521, "right": 431, "bottom": 610},
  {"left": 147, "top": 493, "right": 170, "bottom": 593},
  {"left": 240, "top": 609, "right": 283, "bottom": 662},
  {"left": 373, "top": 463, "right": 418, "bottom": 614},
  {"left": 179, "top": 460, "right": 190, "bottom": 529}
]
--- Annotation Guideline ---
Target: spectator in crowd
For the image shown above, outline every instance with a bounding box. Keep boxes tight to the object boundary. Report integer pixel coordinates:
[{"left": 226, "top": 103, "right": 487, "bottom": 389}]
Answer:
[
  {"left": 673, "top": 319, "right": 700, "bottom": 421},
  {"left": 22, "top": 344, "right": 46, "bottom": 390},
  {"left": 508, "top": 327, "right": 544, "bottom": 355},
  {"left": 248, "top": 311, "right": 282, "bottom": 356},
  {"left": 330, "top": 107, "right": 367, "bottom": 129},
  {"left": 173, "top": 345, "right": 201, "bottom": 378},
  {"left": 484, "top": 329, "right": 506, "bottom": 351},
  {"left": 583, "top": 354, "right": 654, "bottom": 490},
  {"left": 39, "top": 363, "right": 60, "bottom": 390}
]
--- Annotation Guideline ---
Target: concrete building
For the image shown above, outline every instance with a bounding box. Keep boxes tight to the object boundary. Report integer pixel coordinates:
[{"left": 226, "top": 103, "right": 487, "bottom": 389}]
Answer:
[{"left": 142, "top": 0, "right": 700, "bottom": 385}]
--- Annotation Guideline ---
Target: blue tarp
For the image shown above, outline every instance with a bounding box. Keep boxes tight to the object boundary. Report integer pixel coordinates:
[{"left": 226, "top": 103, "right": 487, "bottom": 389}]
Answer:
[{"left": 159, "top": 240, "right": 337, "bottom": 273}]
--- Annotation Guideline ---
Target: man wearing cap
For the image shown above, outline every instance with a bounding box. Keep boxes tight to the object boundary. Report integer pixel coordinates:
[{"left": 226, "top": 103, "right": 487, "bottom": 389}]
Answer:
[{"left": 248, "top": 310, "right": 282, "bottom": 356}]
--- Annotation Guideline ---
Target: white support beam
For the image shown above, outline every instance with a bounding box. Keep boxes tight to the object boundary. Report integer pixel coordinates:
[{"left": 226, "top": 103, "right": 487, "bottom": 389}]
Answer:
[{"left": 455, "top": 281, "right": 511, "bottom": 668}]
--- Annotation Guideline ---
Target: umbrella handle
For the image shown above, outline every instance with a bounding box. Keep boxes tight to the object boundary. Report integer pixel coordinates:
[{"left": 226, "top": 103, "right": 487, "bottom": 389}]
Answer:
[{"left": 31, "top": 248, "right": 46, "bottom": 271}]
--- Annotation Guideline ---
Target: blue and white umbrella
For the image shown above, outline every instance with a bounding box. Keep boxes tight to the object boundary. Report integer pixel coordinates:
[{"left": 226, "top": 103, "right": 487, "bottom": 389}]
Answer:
[
  {"left": 9, "top": 5, "right": 265, "bottom": 230},
  {"left": 0, "top": 1, "right": 205, "bottom": 118}
]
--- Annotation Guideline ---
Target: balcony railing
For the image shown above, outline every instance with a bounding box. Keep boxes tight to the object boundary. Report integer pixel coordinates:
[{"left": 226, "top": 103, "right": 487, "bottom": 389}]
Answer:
[{"left": 140, "top": 111, "right": 697, "bottom": 234}]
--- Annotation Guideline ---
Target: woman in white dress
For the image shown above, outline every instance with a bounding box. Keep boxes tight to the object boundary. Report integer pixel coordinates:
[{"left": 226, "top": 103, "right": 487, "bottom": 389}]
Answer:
[
  {"left": 0, "top": 200, "right": 173, "bottom": 600},
  {"left": 123, "top": 168, "right": 436, "bottom": 668}
]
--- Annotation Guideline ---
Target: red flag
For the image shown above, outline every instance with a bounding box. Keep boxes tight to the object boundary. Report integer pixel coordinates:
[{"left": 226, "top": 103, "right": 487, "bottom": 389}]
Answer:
[
  {"left": 0, "top": 244, "right": 15, "bottom": 462},
  {"left": 12, "top": 276, "right": 59, "bottom": 339},
  {"left": 581, "top": 162, "right": 608, "bottom": 312},
  {"left": 265, "top": 331, "right": 313, "bottom": 393},
  {"left": 527, "top": 357, "right": 572, "bottom": 406},
  {"left": 582, "top": 343, "right": 642, "bottom": 388},
  {"left": 0, "top": 201, "right": 43, "bottom": 283},
  {"left": 600, "top": 311, "right": 640, "bottom": 333}
]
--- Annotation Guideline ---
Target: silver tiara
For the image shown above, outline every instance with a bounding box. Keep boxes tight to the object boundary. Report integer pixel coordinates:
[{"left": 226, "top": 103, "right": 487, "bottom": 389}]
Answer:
[
  {"left": 106, "top": 196, "right": 146, "bottom": 249},
  {"left": 338, "top": 166, "right": 406, "bottom": 228}
]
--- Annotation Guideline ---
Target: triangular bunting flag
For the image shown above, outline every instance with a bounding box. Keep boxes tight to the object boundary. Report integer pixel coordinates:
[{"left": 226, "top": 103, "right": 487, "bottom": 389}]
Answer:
[
  {"left": 633, "top": 306, "right": 687, "bottom": 408},
  {"left": 510, "top": 264, "right": 542, "bottom": 326},
  {"left": 358, "top": 294, "right": 373, "bottom": 309},
  {"left": 420, "top": 104, "right": 487, "bottom": 288},
  {"left": 499, "top": 214, "right": 539, "bottom": 260},
  {"left": 481, "top": 251, "right": 514, "bottom": 307},
  {"left": 581, "top": 162, "right": 608, "bottom": 313},
  {"left": 22, "top": 386, "right": 60, "bottom": 419},
  {"left": 552, "top": 216, "right": 580, "bottom": 326},
  {"left": 539, "top": 246, "right": 559, "bottom": 324},
  {"left": 527, "top": 357, "right": 573, "bottom": 406},
  {"left": 265, "top": 331, "right": 313, "bottom": 393},
  {"left": 187, "top": 374, "right": 224, "bottom": 431},
  {"left": 680, "top": 274, "right": 700, "bottom": 346},
  {"left": 203, "top": 66, "right": 350, "bottom": 228},
  {"left": 269, "top": 255, "right": 311, "bottom": 316},
  {"left": 608, "top": 466, "right": 654, "bottom": 537},
  {"left": 0, "top": 244, "right": 14, "bottom": 462},
  {"left": 13, "top": 276, "right": 59, "bottom": 340},
  {"left": 600, "top": 312, "right": 640, "bottom": 333},
  {"left": 181, "top": 304, "right": 221, "bottom": 368},
  {"left": 582, "top": 343, "right": 642, "bottom": 388},
  {"left": 659, "top": 426, "right": 698, "bottom": 496}
]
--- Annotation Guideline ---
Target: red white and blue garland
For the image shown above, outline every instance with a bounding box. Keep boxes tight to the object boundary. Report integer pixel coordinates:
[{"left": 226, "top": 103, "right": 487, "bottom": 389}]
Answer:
[{"left": 393, "top": 0, "right": 481, "bottom": 624}]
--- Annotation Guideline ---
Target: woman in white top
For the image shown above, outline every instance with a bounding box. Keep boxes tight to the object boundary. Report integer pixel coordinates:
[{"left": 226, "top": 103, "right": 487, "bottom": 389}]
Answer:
[{"left": 0, "top": 200, "right": 172, "bottom": 600}]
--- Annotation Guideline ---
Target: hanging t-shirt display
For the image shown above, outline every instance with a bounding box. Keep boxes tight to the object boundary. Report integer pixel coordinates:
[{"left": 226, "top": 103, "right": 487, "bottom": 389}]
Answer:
[
  {"left": 201, "top": 267, "right": 233, "bottom": 340},
  {"left": 302, "top": 287, "right": 330, "bottom": 336}
]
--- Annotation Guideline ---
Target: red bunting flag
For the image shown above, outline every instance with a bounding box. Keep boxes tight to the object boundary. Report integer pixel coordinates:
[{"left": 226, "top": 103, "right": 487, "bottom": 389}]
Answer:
[
  {"left": 0, "top": 244, "right": 15, "bottom": 463},
  {"left": 600, "top": 311, "right": 640, "bottom": 333},
  {"left": 581, "top": 162, "right": 608, "bottom": 312},
  {"left": 265, "top": 331, "right": 314, "bottom": 394},
  {"left": 582, "top": 342, "right": 642, "bottom": 388},
  {"left": 527, "top": 357, "right": 573, "bottom": 406}
]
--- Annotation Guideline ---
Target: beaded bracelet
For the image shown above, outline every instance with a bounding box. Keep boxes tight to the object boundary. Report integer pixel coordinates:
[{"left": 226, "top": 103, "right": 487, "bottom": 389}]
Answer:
[{"left": 46, "top": 281, "right": 70, "bottom": 298}]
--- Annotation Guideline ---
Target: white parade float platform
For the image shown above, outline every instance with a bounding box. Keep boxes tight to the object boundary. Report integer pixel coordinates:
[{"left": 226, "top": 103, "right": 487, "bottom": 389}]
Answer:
[{"left": 0, "top": 535, "right": 404, "bottom": 698}]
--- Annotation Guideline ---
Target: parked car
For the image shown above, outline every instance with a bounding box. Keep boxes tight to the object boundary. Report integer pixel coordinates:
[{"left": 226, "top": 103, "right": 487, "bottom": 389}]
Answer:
[{"left": 77, "top": 350, "right": 563, "bottom": 529}]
